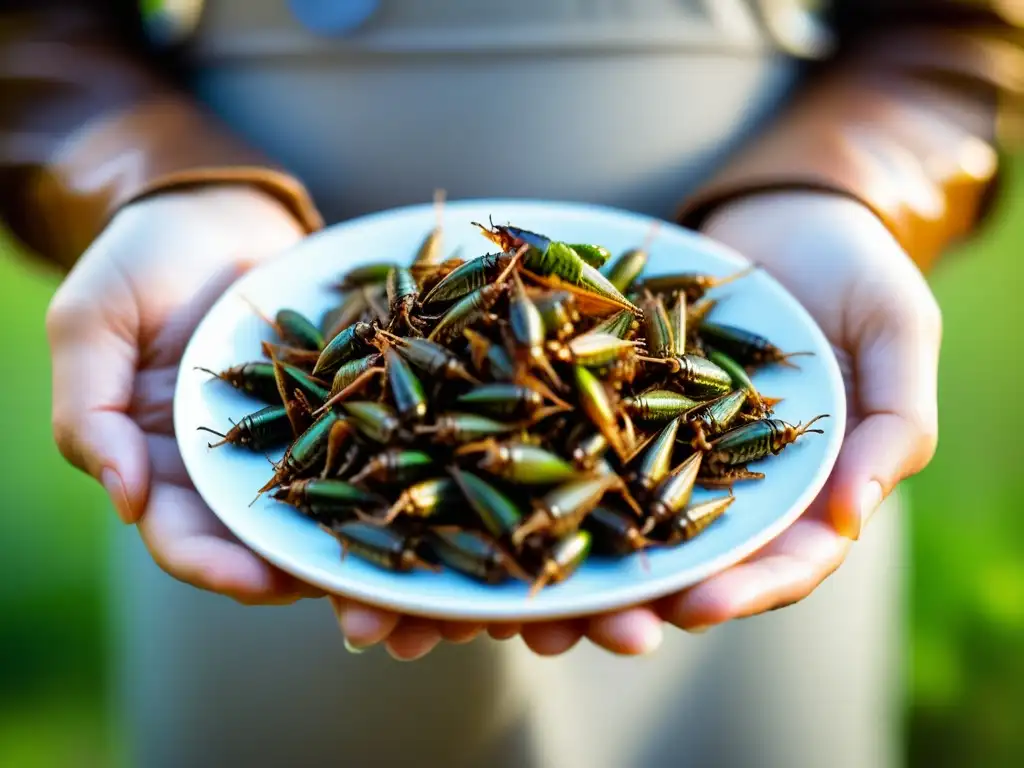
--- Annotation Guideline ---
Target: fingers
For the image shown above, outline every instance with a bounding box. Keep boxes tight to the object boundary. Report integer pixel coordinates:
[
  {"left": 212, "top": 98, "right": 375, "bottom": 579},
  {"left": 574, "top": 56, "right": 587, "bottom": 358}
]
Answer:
[
  {"left": 330, "top": 600, "right": 460, "bottom": 660},
  {"left": 384, "top": 617, "right": 444, "bottom": 661},
  {"left": 329, "top": 607, "right": 662, "bottom": 660},
  {"left": 332, "top": 598, "right": 401, "bottom": 649},
  {"left": 47, "top": 266, "right": 149, "bottom": 524},
  {"left": 832, "top": 291, "right": 941, "bottom": 539},
  {"left": 828, "top": 414, "right": 929, "bottom": 540},
  {"left": 136, "top": 481, "right": 320, "bottom": 604},
  {"left": 586, "top": 607, "right": 664, "bottom": 656},
  {"left": 487, "top": 623, "right": 521, "bottom": 641},
  {"left": 520, "top": 620, "right": 586, "bottom": 656},
  {"left": 439, "top": 621, "right": 487, "bottom": 645},
  {"left": 660, "top": 509, "right": 851, "bottom": 630}
]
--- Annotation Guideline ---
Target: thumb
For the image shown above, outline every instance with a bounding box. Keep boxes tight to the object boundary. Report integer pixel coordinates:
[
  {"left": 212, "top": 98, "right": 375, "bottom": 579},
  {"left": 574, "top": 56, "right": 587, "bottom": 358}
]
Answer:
[
  {"left": 46, "top": 262, "right": 149, "bottom": 524},
  {"left": 829, "top": 287, "right": 942, "bottom": 540}
]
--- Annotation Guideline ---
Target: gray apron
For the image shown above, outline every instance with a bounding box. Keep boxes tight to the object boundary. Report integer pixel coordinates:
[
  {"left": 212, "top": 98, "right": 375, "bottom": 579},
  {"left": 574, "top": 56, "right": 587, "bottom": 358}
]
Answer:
[{"left": 115, "top": 3, "right": 904, "bottom": 766}]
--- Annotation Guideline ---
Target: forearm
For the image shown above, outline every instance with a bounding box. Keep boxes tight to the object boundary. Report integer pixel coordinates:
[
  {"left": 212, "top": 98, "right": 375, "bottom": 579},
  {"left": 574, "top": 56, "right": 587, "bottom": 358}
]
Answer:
[
  {"left": 678, "top": 5, "right": 1024, "bottom": 274},
  {"left": 0, "top": 4, "right": 322, "bottom": 270}
]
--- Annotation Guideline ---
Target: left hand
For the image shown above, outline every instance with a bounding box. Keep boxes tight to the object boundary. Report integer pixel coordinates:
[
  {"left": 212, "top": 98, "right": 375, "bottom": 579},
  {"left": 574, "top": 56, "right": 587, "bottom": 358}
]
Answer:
[{"left": 333, "top": 191, "right": 941, "bottom": 659}]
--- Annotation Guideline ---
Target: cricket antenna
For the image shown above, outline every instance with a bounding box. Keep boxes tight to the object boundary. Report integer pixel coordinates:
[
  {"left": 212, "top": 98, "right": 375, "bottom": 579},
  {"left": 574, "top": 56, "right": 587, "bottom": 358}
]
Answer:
[
  {"left": 776, "top": 351, "right": 815, "bottom": 370},
  {"left": 792, "top": 414, "right": 830, "bottom": 438},
  {"left": 528, "top": 564, "right": 554, "bottom": 600},
  {"left": 710, "top": 263, "right": 757, "bottom": 291},
  {"left": 196, "top": 426, "right": 230, "bottom": 449},
  {"left": 641, "top": 219, "right": 661, "bottom": 252},
  {"left": 433, "top": 188, "right": 446, "bottom": 229},
  {"left": 240, "top": 295, "right": 277, "bottom": 331}
]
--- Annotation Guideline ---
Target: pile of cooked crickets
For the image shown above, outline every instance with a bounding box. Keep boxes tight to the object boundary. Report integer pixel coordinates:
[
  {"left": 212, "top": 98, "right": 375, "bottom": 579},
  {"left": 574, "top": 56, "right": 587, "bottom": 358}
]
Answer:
[{"left": 197, "top": 212, "right": 828, "bottom": 595}]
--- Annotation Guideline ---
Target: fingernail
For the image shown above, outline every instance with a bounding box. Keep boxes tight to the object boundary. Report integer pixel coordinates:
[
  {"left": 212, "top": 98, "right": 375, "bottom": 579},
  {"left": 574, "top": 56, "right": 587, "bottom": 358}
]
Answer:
[
  {"left": 686, "top": 625, "right": 711, "bottom": 635},
  {"left": 386, "top": 643, "right": 438, "bottom": 663},
  {"left": 639, "top": 625, "right": 664, "bottom": 655},
  {"left": 859, "top": 481, "right": 884, "bottom": 535},
  {"left": 101, "top": 468, "right": 132, "bottom": 524},
  {"left": 343, "top": 637, "right": 367, "bottom": 654}
]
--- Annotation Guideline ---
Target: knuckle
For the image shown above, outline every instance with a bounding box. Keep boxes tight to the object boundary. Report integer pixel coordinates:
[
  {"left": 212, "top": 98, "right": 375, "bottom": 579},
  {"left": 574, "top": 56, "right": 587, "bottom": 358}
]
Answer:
[
  {"left": 44, "top": 295, "right": 78, "bottom": 344},
  {"left": 876, "top": 270, "right": 942, "bottom": 343},
  {"left": 51, "top": 413, "right": 81, "bottom": 467},
  {"left": 918, "top": 424, "right": 940, "bottom": 466},
  {"left": 45, "top": 290, "right": 102, "bottom": 346},
  {"left": 906, "top": 413, "right": 939, "bottom": 471}
]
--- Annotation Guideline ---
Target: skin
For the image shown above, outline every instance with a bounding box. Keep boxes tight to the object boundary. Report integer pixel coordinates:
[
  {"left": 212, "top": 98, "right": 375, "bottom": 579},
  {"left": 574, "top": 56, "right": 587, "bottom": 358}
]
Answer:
[
  {"left": 46, "top": 187, "right": 323, "bottom": 605},
  {"left": 47, "top": 187, "right": 939, "bottom": 660}
]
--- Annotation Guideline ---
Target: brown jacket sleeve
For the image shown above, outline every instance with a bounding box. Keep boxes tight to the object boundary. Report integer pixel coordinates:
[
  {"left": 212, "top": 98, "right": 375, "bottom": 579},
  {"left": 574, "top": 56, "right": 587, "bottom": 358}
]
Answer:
[
  {"left": 677, "top": 3, "right": 1024, "bottom": 273},
  {"left": 0, "top": 4, "right": 323, "bottom": 270}
]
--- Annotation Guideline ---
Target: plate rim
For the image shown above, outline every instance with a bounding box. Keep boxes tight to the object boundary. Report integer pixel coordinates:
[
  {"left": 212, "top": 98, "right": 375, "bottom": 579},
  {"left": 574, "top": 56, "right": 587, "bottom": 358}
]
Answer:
[{"left": 173, "top": 198, "right": 848, "bottom": 621}]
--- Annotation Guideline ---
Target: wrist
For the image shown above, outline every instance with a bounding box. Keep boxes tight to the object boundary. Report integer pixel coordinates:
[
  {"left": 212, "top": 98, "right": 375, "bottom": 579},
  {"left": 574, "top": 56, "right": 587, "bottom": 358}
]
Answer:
[
  {"left": 81, "top": 182, "right": 310, "bottom": 281},
  {"left": 31, "top": 94, "right": 324, "bottom": 272},
  {"left": 700, "top": 190, "right": 886, "bottom": 241},
  {"left": 697, "top": 189, "right": 921, "bottom": 283},
  {"left": 120, "top": 182, "right": 310, "bottom": 228}
]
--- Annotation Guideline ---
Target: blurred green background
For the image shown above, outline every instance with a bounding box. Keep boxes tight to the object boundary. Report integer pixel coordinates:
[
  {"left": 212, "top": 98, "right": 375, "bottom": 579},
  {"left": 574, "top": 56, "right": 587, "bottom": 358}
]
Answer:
[{"left": 0, "top": 169, "right": 1021, "bottom": 767}]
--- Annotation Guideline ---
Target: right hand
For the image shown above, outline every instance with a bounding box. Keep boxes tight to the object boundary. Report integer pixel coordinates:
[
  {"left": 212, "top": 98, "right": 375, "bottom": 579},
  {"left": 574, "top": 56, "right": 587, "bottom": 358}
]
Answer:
[{"left": 46, "top": 185, "right": 323, "bottom": 604}]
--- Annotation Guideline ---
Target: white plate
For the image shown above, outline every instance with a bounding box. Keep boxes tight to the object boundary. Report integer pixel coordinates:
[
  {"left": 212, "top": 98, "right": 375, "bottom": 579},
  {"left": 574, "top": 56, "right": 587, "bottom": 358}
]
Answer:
[{"left": 174, "top": 200, "right": 846, "bottom": 622}]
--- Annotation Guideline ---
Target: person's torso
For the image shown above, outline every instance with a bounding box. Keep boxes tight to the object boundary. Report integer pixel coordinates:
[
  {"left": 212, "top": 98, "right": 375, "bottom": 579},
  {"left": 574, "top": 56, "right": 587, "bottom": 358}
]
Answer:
[{"left": 160, "top": 1, "right": 834, "bottom": 221}]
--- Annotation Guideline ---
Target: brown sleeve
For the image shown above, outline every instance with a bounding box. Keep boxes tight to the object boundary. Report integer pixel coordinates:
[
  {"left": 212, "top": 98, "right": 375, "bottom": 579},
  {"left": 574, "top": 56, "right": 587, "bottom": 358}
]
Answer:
[
  {"left": 676, "top": 7, "right": 1024, "bottom": 273},
  {"left": 0, "top": 5, "right": 324, "bottom": 270}
]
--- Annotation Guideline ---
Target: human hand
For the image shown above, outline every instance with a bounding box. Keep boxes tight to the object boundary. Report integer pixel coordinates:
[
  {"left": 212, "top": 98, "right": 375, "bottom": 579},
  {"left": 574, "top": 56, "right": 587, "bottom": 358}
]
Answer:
[
  {"left": 47, "top": 186, "right": 324, "bottom": 604},
  {"left": 654, "top": 190, "right": 940, "bottom": 628},
  {"left": 334, "top": 191, "right": 941, "bottom": 659}
]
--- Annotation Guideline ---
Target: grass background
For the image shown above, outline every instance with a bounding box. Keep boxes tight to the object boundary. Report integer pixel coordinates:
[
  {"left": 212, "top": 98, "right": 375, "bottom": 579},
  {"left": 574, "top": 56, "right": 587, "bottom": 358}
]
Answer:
[{"left": 0, "top": 168, "right": 1021, "bottom": 766}]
